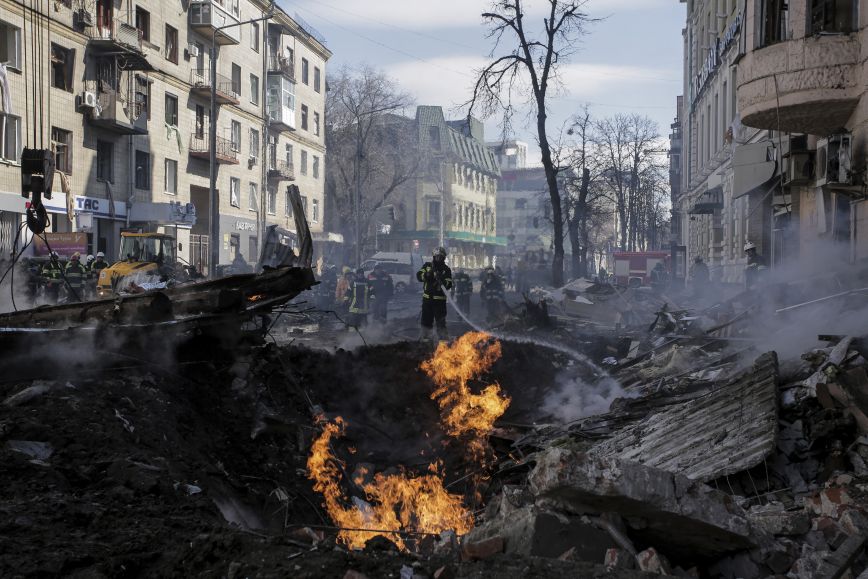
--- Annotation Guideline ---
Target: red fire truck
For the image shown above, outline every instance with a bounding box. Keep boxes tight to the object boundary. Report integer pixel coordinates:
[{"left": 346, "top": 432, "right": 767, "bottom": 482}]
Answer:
[{"left": 611, "top": 251, "right": 670, "bottom": 287}]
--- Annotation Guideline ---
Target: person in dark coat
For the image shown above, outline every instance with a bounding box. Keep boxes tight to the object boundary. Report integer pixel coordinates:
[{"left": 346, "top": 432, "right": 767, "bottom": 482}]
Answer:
[{"left": 367, "top": 264, "right": 393, "bottom": 323}]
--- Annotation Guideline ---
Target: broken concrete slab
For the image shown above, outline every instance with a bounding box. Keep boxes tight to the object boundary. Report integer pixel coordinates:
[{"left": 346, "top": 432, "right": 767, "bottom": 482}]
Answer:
[
  {"left": 591, "top": 353, "right": 779, "bottom": 483},
  {"left": 466, "top": 505, "right": 617, "bottom": 561},
  {"left": 805, "top": 487, "right": 855, "bottom": 519},
  {"left": 528, "top": 450, "right": 755, "bottom": 560},
  {"left": 814, "top": 534, "right": 866, "bottom": 579},
  {"left": 747, "top": 503, "right": 810, "bottom": 536}
]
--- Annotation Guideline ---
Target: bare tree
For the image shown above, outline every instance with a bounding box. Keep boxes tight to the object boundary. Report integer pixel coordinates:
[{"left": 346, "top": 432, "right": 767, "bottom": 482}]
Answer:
[
  {"left": 325, "top": 64, "right": 417, "bottom": 265},
  {"left": 468, "top": 0, "right": 596, "bottom": 287}
]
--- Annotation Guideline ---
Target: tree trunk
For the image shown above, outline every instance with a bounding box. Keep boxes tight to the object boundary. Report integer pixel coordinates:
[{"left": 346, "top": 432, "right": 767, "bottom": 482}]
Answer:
[{"left": 538, "top": 108, "right": 564, "bottom": 287}]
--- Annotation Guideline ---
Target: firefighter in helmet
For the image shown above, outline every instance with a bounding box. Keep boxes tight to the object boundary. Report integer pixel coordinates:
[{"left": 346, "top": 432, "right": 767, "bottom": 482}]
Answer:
[{"left": 416, "top": 246, "right": 453, "bottom": 340}]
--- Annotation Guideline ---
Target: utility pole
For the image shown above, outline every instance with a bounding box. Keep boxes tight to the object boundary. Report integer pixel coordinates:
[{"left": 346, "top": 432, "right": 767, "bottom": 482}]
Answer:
[{"left": 209, "top": 10, "right": 274, "bottom": 277}]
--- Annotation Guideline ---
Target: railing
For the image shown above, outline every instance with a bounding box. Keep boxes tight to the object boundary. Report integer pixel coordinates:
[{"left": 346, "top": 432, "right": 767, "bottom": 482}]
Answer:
[
  {"left": 84, "top": 81, "right": 145, "bottom": 123},
  {"left": 86, "top": 17, "right": 143, "bottom": 51},
  {"left": 189, "top": 133, "right": 238, "bottom": 163},
  {"left": 190, "top": 69, "right": 239, "bottom": 101},
  {"left": 267, "top": 54, "right": 295, "bottom": 80},
  {"left": 267, "top": 160, "right": 295, "bottom": 180}
]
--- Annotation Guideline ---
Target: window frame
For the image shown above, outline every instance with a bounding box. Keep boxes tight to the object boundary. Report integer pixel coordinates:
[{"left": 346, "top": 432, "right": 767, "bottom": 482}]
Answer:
[
  {"left": 267, "top": 187, "right": 277, "bottom": 215},
  {"left": 50, "top": 43, "right": 75, "bottom": 92},
  {"left": 164, "top": 93, "right": 178, "bottom": 126},
  {"left": 135, "top": 149, "right": 150, "bottom": 190},
  {"left": 284, "top": 188, "right": 292, "bottom": 217},
  {"left": 165, "top": 24, "right": 178, "bottom": 63},
  {"left": 250, "top": 21, "right": 260, "bottom": 52},
  {"left": 250, "top": 127, "right": 260, "bottom": 162},
  {"left": 301, "top": 104, "right": 308, "bottom": 131},
  {"left": 312, "top": 155, "right": 319, "bottom": 179},
  {"left": 250, "top": 73, "right": 259, "bottom": 105},
  {"left": 164, "top": 158, "right": 178, "bottom": 194},
  {"left": 230, "top": 120, "right": 241, "bottom": 153},
  {"left": 300, "top": 150, "right": 308, "bottom": 175},
  {"left": 313, "top": 111, "right": 320, "bottom": 136},
  {"left": 231, "top": 63, "right": 241, "bottom": 97},
  {"left": 96, "top": 140, "right": 114, "bottom": 183},
  {"left": 248, "top": 182, "right": 258, "bottom": 212},
  {"left": 0, "top": 21, "right": 22, "bottom": 70},
  {"left": 230, "top": 177, "right": 241, "bottom": 208},
  {"left": 0, "top": 114, "right": 21, "bottom": 163},
  {"left": 311, "top": 198, "right": 319, "bottom": 223},
  {"left": 51, "top": 127, "right": 72, "bottom": 174},
  {"left": 135, "top": 6, "right": 150, "bottom": 42},
  {"left": 301, "top": 58, "right": 309, "bottom": 84},
  {"left": 314, "top": 66, "right": 321, "bottom": 93}
]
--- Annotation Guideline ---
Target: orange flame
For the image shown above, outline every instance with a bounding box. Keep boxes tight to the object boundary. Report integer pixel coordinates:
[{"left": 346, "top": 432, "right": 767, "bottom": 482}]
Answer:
[
  {"left": 307, "top": 417, "right": 472, "bottom": 550},
  {"left": 420, "top": 332, "right": 511, "bottom": 461}
]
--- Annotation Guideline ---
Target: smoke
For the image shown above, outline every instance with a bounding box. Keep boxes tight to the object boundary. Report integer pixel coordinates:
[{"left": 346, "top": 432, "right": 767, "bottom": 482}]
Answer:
[{"left": 541, "top": 369, "right": 631, "bottom": 424}]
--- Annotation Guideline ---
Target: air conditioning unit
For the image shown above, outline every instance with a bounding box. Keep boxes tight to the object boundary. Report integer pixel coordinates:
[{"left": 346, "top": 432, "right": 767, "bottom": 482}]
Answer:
[
  {"left": 816, "top": 134, "right": 853, "bottom": 187},
  {"left": 76, "top": 9, "right": 93, "bottom": 27},
  {"left": 79, "top": 91, "right": 98, "bottom": 110},
  {"left": 782, "top": 151, "right": 814, "bottom": 186},
  {"left": 188, "top": 44, "right": 200, "bottom": 58}
]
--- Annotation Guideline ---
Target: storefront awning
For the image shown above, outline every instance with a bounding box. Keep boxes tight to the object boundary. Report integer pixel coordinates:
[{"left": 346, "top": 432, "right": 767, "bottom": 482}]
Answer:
[{"left": 129, "top": 201, "right": 196, "bottom": 227}]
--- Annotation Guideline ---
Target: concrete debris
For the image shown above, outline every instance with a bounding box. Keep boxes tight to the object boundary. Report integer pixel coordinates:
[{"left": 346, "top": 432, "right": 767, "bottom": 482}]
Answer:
[
  {"left": 460, "top": 536, "right": 504, "bottom": 561},
  {"left": 747, "top": 503, "right": 810, "bottom": 536},
  {"left": 636, "top": 547, "right": 671, "bottom": 575},
  {"left": 605, "top": 548, "right": 637, "bottom": 570},
  {"left": 528, "top": 451, "right": 754, "bottom": 559},
  {"left": 813, "top": 535, "right": 867, "bottom": 579}
]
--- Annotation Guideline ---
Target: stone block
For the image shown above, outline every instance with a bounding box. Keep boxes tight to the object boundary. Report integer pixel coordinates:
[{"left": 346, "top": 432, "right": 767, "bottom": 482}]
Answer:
[{"left": 528, "top": 450, "right": 754, "bottom": 559}]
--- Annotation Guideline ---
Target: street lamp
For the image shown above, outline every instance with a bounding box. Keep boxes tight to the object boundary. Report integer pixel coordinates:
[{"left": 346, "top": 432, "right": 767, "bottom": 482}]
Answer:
[{"left": 209, "top": 10, "right": 274, "bottom": 277}]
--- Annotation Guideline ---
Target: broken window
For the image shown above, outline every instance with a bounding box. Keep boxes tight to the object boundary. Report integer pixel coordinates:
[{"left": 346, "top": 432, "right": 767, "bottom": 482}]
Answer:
[
  {"left": 135, "top": 149, "right": 150, "bottom": 190},
  {"left": 51, "top": 127, "right": 72, "bottom": 174},
  {"left": 759, "top": 0, "right": 788, "bottom": 47},
  {"left": 135, "top": 75, "right": 150, "bottom": 120},
  {"left": 135, "top": 7, "right": 150, "bottom": 42},
  {"left": 810, "top": 0, "right": 855, "bottom": 34},
  {"left": 96, "top": 140, "right": 113, "bottom": 182},
  {"left": 165, "top": 159, "right": 177, "bottom": 194},
  {"left": 165, "top": 24, "right": 178, "bottom": 63},
  {"left": 50, "top": 44, "right": 74, "bottom": 92}
]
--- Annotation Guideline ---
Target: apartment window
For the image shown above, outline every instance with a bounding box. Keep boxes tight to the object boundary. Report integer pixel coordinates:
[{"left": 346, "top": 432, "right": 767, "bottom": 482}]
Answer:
[
  {"left": 284, "top": 188, "right": 292, "bottom": 216},
  {"left": 135, "top": 150, "right": 150, "bottom": 190},
  {"left": 0, "top": 21, "right": 22, "bottom": 69},
  {"left": 195, "top": 104, "right": 205, "bottom": 138},
  {"left": 313, "top": 112, "right": 320, "bottom": 136},
  {"left": 250, "top": 128, "right": 259, "bottom": 161},
  {"left": 759, "top": 0, "right": 788, "bottom": 47},
  {"left": 165, "top": 93, "right": 178, "bottom": 126},
  {"left": 230, "top": 177, "right": 240, "bottom": 207},
  {"left": 285, "top": 143, "right": 293, "bottom": 165},
  {"left": 301, "top": 58, "right": 309, "bottom": 84},
  {"left": 312, "top": 155, "right": 319, "bottom": 179},
  {"left": 300, "top": 150, "right": 308, "bottom": 175},
  {"left": 165, "top": 159, "right": 177, "bottom": 194},
  {"left": 267, "top": 188, "right": 276, "bottom": 214},
  {"left": 96, "top": 140, "right": 113, "bottom": 182},
  {"left": 250, "top": 74, "right": 259, "bottom": 105},
  {"left": 301, "top": 195, "right": 308, "bottom": 217},
  {"left": 51, "top": 128, "right": 72, "bottom": 174},
  {"left": 0, "top": 114, "right": 20, "bottom": 162},
  {"left": 231, "top": 63, "right": 241, "bottom": 97},
  {"left": 311, "top": 198, "right": 319, "bottom": 223},
  {"left": 248, "top": 182, "right": 258, "bottom": 212},
  {"left": 810, "top": 0, "right": 855, "bottom": 34},
  {"left": 314, "top": 66, "right": 321, "bottom": 93},
  {"left": 135, "top": 7, "right": 150, "bottom": 42},
  {"left": 50, "top": 44, "right": 74, "bottom": 92},
  {"left": 230, "top": 120, "right": 241, "bottom": 152},
  {"left": 135, "top": 75, "right": 150, "bottom": 120},
  {"left": 301, "top": 105, "right": 308, "bottom": 130},
  {"left": 250, "top": 21, "right": 259, "bottom": 52},
  {"left": 427, "top": 200, "right": 441, "bottom": 225},
  {"left": 165, "top": 25, "right": 178, "bottom": 63}
]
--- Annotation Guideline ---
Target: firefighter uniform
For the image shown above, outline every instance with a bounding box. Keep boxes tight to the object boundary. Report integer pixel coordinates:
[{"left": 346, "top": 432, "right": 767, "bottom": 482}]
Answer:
[
  {"left": 347, "top": 269, "right": 372, "bottom": 328},
  {"left": 480, "top": 269, "right": 505, "bottom": 324},
  {"left": 64, "top": 253, "right": 88, "bottom": 302},
  {"left": 40, "top": 254, "right": 63, "bottom": 304},
  {"left": 451, "top": 270, "right": 473, "bottom": 315},
  {"left": 367, "top": 266, "right": 394, "bottom": 323},
  {"left": 416, "top": 247, "right": 453, "bottom": 340}
]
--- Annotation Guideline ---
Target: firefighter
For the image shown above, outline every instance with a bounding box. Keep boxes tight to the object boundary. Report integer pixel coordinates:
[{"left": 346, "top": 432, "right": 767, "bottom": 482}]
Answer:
[
  {"left": 40, "top": 252, "right": 63, "bottom": 304},
  {"left": 650, "top": 262, "right": 669, "bottom": 293},
  {"left": 480, "top": 267, "right": 505, "bottom": 324},
  {"left": 347, "top": 267, "right": 372, "bottom": 328},
  {"left": 64, "top": 252, "right": 88, "bottom": 302},
  {"left": 367, "top": 264, "right": 393, "bottom": 324},
  {"left": 319, "top": 263, "right": 338, "bottom": 310},
  {"left": 691, "top": 256, "right": 710, "bottom": 297},
  {"left": 743, "top": 241, "right": 767, "bottom": 290},
  {"left": 451, "top": 268, "right": 473, "bottom": 315},
  {"left": 416, "top": 246, "right": 453, "bottom": 341},
  {"left": 335, "top": 266, "right": 352, "bottom": 312}
]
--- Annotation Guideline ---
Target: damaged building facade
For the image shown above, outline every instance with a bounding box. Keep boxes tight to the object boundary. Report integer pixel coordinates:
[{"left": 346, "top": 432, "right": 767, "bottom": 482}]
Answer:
[
  {"left": 379, "top": 106, "right": 505, "bottom": 268},
  {"left": 0, "top": 0, "right": 331, "bottom": 272},
  {"left": 678, "top": 0, "right": 868, "bottom": 280}
]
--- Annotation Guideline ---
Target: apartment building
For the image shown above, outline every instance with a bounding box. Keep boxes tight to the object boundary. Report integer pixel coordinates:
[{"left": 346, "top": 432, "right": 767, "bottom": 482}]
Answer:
[
  {"left": 380, "top": 106, "right": 504, "bottom": 269},
  {"left": 0, "top": 0, "right": 330, "bottom": 273},
  {"left": 677, "top": 0, "right": 781, "bottom": 284},
  {"left": 736, "top": 0, "right": 865, "bottom": 267}
]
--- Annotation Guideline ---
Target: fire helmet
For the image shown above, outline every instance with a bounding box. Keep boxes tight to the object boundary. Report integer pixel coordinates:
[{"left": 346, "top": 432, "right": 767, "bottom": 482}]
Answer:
[
  {"left": 743, "top": 241, "right": 756, "bottom": 252},
  {"left": 96, "top": 251, "right": 105, "bottom": 258},
  {"left": 71, "top": 252, "right": 80, "bottom": 261},
  {"left": 434, "top": 246, "right": 447, "bottom": 258}
]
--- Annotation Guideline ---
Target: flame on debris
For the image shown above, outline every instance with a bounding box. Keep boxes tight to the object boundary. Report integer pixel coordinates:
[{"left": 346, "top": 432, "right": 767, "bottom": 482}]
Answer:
[
  {"left": 307, "top": 416, "right": 472, "bottom": 551},
  {"left": 420, "top": 332, "right": 511, "bottom": 462}
]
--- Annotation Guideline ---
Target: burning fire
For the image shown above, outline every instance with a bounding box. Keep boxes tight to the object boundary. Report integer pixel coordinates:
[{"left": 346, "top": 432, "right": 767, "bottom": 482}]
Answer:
[
  {"left": 420, "top": 332, "right": 511, "bottom": 461},
  {"left": 307, "top": 417, "right": 472, "bottom": 550}
]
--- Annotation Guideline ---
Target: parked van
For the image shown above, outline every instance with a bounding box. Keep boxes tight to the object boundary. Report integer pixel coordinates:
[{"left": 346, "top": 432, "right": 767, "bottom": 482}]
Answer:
[{"left": 360, "top": 252, "right": 422, "bottom": 294}]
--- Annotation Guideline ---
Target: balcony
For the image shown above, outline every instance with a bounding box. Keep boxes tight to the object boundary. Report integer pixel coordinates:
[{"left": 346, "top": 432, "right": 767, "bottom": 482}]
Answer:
[
  {"left": 84, "top": 17, "right": 152, "bottom": 70},
  {"left": 189, "top": 0, "right": 241, "bottom": 45},
  {"left": 267, "top": 53, "right": 295, "bottom": 81},
  {"left": 267, "top": 160, "right": 295, "bottom": 182},
  {"left": 190, "top": 69, "right": 240, "bottom": 105},
  {"left": 737, "top": 34, "right": 860, "bottom": 135},
  {"left": 189, "top": 133, "right": 239, "bottom": 164},
  {"left": 267, "top": 75, "right": 296, "bottom": 132},
  {"left": 86, "top": 87, "right": 148, "bottom": 135}
]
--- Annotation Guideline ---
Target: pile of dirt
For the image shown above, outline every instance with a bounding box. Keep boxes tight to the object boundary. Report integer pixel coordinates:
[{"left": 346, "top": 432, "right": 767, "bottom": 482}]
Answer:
[{"left": 0, "top": 339, "right": 615, "bottom": 577}]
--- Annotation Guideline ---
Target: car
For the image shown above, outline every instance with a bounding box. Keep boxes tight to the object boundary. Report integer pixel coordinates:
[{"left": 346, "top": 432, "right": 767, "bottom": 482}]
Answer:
[{"left": 360, "top": 252, "right": 422, "bottom": 294}]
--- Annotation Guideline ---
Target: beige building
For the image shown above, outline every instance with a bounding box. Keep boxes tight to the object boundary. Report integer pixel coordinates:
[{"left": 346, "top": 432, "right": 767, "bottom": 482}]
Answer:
[
  {"left": 736, "top": 0, "right": 866, "bottom": 267},
  {"left": 0, "top": 0, "right": 330, "bottom": 273}
]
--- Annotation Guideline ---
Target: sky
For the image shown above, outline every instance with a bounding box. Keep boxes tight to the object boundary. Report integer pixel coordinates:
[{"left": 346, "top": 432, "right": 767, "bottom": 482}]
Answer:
[{"left": 282, "top": 0, "right": 685, "bottom": 165}]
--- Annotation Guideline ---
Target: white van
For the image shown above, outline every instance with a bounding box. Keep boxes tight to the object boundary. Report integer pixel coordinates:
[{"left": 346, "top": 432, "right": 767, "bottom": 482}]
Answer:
[{"left": 360, "top": 252, "right": 422, "bottom": 294}]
